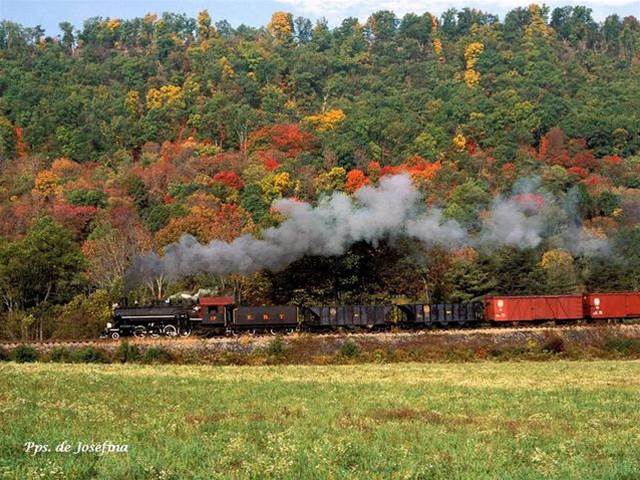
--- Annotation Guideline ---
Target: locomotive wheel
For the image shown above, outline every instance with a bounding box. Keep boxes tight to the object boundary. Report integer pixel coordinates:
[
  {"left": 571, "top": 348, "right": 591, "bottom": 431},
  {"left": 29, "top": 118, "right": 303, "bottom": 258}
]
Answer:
[
  {"left": 110, "top": 331, "right": 120, "bottom": 340},
  {"left": 180, "top": 327, "right": 192, "bottom": 337},
  {"left": 133, "top": 326, "right": 146, "bottom": 338},
  {"left": 163, "top": 325, "right": 178, "bottom": 337}
]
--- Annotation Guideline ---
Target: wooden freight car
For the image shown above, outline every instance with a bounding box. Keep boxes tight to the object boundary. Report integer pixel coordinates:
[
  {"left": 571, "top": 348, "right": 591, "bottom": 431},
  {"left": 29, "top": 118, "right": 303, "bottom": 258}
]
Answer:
[
  {"left": 485, "top": 295, "right": 584, "bottom": 322},
  {"left": 584, "top": 292, "right": 640, "bottom": 320}
]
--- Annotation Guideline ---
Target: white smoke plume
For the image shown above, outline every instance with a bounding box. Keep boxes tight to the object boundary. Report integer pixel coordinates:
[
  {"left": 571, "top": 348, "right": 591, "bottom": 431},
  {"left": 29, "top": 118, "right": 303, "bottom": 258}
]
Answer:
[
  {"left": 128, "top": 173, "right": 608, "bottom": 285},
  {"left": 479, "top": 197, "right": 546, "bottom": 248}
]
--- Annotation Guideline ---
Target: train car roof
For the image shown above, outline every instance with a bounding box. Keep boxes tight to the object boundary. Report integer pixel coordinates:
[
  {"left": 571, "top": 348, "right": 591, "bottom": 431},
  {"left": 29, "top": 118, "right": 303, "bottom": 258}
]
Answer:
[{"left": 199, "top": 296, "right": 235, "bottom": 306}]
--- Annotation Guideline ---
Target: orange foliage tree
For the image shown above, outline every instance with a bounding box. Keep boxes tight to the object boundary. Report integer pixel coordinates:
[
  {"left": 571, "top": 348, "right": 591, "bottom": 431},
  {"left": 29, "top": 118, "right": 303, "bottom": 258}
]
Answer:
[
  {"left": 248, "top": 124, "right": 317, "bottom": 158},
  {"left": 155, "top": 204, "right": 254, "bottom": 247},
  {"left": 345, "top": 169, "right": 369, "bottom": 192}
]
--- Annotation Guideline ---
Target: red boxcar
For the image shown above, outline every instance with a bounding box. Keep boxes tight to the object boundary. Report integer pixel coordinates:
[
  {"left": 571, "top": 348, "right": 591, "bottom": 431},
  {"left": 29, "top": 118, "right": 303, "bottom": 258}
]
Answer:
[
  {"left": 485, "top": 295, "right": 584, "bottom": 322},
  {"left": 584, "top": 292, "right": 640, "bottom": 320}
]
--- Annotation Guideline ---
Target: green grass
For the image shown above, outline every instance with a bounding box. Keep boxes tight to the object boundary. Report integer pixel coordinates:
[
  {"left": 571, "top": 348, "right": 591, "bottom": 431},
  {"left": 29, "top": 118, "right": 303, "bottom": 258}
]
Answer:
[{"left": 1, "top": 361, "right": 640, "bottom": 479}]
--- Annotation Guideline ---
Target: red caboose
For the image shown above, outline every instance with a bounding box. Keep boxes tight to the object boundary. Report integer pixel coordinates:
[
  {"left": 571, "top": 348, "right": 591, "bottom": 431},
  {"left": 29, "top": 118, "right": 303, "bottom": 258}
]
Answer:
[
  {"left": 485, "top": 295, "right": 584, "bottom": 322},
  {"left": 584, "top": 292, "right": 640, "bottom": 320}
]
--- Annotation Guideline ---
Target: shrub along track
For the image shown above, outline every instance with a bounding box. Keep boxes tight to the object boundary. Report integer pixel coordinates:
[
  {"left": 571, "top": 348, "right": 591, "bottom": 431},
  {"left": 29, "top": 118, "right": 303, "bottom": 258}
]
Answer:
[
  {"left": 1, "top": 322, "right": 639, "bottom": 348},
  {"left": 2, "top": 322, "right": 640, "bottom": 363}
]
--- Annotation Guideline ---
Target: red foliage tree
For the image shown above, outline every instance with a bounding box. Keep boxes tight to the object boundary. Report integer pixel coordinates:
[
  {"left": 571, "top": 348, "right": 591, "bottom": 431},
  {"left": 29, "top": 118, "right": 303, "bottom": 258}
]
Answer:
[
  {"left": 213, "top": 171, "right": 244, "bottom": 190},
  {"left": 539, "top": 127, "right": 566, "bottom": 163},
  {"left": 248, "top": 124, "right": 317, "bottom": 158},
  {"left": 345, "top": 169, "right": 369, "bottom": 192},
  {"left": 603, "top": 155, "right": 622, "bottom": 166},
  {"left": 131, "top": 159, "right": 179, "bottom": 198},
  {"left": 513, "top": 193, "right": 545, "bottom": 213},
  {"left": 52, "top": 203, "right": 98, "bottom": 239},
  {"left": 567, "top": 166, "right": 588, "bottom": 178},
  {"left": 501, "top": 162, "right": 517, "bottom": 179},
  {"left": 15, "top": 127, "right": 28, "bottom": 157},
  {"left": 257, "top": 150, "right": 282, "bottom": 171},
  {"left": 571, "top": 150, "right": 598, "bottom": 170}
]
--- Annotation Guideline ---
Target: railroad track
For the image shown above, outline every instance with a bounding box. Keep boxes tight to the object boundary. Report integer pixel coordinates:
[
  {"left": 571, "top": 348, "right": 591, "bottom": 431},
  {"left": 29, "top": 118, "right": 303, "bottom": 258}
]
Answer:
[{"left": 2, "top": 321, "right": 640, "bottom": 348}]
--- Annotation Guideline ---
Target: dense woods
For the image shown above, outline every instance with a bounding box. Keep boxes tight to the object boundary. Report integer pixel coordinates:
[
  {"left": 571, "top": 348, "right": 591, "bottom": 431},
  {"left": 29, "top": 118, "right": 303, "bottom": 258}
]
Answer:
[{"left": 1, "top": 5, "right": 640, "bottom": 339}]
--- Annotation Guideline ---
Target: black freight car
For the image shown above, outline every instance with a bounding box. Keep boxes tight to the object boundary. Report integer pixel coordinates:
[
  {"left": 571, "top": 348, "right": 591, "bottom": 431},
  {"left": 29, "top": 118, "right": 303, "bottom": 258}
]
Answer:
[
  {"left": 399, "top": 302, "right": 483, "bottom": 328},
  {"left": 305, "top": 305, "right": 392, "bottom": 329}
]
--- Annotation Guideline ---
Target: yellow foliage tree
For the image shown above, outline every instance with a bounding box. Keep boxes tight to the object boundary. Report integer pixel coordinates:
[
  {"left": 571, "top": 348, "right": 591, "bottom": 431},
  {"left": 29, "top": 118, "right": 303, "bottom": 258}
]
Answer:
[
  {"left": 452, "top": 133, "right": 466, "bottom": 151},
  {"left": 260, "top": 172, "right": 297, "bottom": 204},
  {"left": 33, "top": 171, "right": 62, "bottom": 197},
  {"left": 316, "top": 167, "right": 346, "bottom": 194},
  {"left": 464, "top": 42, "right": 485, "bottom": 69},
  {"left": 430, "top": 14, "right": 438, "bottom": 32},
  {"left": 219, "top": 56, "right": 235, "bottom": 78},
  {"left": 463, "top": 69, "right": 481, "bottom": 87},
  {"left": 540, "top": 249, "right": 578, "bottom": 292},
  {"left": 197, "top": 10, "right": 215, "bottom": 40},
  {"left": 105, "top": 19, "right": 121, "bottom": 30},
  {"left": 305, "top": 109, "right": 346, "bottom": 132},
  {"left": 125, "top": 90, "right": 141, "bottom": 115},
  {"left": 433, "top": 38, "right": 443, "bottom": 59},
  {"left": 540, "top": 249, "right": 573, "bottom": 270},
  {"left": 146, "top": 85, "right": 185, "bottom": 110},
  {"left": 524, "top": 4, "right": 553, "bottom": 40},
  {"left": 268, "top": 12, "right": 293, "bottom": 42},
  {"left": 143, "top": 13, "right": 158, "bottom": 24},
  {"left": 463, "top": 42, "right": 484, "bottom": 87}
]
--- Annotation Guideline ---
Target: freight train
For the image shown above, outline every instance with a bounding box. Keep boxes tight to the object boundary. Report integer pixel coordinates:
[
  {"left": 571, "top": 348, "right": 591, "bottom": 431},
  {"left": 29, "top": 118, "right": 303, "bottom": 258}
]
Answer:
[{"left": 101, "top": 292, "right": 640, "bottom": 339}]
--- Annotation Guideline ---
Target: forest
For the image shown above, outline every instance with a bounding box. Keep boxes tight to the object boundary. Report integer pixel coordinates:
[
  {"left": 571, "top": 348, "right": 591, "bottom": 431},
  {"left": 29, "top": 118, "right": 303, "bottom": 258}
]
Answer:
[{"left": 0, "top": 5, "right": 639, "bottom": 339}]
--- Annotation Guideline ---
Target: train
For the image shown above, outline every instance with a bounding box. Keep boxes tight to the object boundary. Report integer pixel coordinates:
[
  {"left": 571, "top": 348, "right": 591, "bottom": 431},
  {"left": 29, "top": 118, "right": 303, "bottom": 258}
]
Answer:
[{"left": 101, "top": 291, "right": 640, "bottom": 339}]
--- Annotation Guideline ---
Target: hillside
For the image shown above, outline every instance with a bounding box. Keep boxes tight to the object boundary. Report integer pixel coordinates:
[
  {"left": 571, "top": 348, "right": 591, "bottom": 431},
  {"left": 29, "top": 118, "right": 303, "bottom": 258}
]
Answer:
[{"left": 0, "top": 6, "right": 640, "bottom": 339}]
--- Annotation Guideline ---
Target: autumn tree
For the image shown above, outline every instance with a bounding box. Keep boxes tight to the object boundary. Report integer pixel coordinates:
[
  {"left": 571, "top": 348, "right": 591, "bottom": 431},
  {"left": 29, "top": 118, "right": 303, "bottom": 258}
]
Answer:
[
  {"left": 0, "top": 217, "right": 85, "bottom": 340},
  {"left": 345, "top": 169, "right": 369, "bottom": 192},
  {"left": 197, "top": 10, "right": 215, "bottom": 41},
  {"left": 82, "top": 222, "right": 152, "bottom": 291},
  {"left": 0, "top": 116, "right": 16, "bottom": 160},
  {"left": 268, "top": 12, "right": 293, "bottom": 43},
  {"left": 539, "top": 249, "right": 579, "bottom": 293}
]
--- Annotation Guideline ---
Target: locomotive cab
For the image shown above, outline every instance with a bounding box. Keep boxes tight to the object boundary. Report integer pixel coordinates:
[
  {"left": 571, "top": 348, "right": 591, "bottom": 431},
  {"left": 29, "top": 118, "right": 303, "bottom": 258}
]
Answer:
[{"left": 197, "top": 296, "right": 235, "bottom": 326}]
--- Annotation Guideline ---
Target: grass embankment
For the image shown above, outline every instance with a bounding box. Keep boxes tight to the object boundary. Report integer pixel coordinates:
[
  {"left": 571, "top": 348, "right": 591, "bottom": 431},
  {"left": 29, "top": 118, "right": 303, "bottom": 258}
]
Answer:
[{"left": 1, "top": 361, "right": 639, "bottom": 479}]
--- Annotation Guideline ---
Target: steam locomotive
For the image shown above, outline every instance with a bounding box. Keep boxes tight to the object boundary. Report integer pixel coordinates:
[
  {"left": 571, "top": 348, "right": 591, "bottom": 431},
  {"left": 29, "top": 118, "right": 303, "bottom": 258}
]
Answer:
[{"left": 101, "top": 292, "right": 640, "bottom": 339}]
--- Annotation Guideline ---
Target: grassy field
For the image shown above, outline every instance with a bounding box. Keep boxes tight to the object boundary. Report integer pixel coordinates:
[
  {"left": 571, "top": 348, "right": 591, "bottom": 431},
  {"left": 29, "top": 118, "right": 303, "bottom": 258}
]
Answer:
[{"left": 1, "top": 361, "right": 640, "bottom": 479}]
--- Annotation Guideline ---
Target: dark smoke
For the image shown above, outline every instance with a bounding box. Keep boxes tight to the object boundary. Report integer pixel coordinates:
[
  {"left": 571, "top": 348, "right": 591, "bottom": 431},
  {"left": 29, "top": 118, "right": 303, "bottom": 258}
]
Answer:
[{"left": 126, "top": 174, "right": 607, "bottom": 287}]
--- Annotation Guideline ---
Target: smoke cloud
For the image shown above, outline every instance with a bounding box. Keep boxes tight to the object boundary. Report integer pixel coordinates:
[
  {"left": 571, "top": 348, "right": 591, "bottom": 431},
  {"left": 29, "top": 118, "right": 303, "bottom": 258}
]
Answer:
[{"left": 127, "top": 173, "right": 608, "bottom": 285}]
